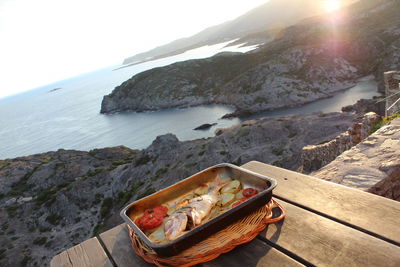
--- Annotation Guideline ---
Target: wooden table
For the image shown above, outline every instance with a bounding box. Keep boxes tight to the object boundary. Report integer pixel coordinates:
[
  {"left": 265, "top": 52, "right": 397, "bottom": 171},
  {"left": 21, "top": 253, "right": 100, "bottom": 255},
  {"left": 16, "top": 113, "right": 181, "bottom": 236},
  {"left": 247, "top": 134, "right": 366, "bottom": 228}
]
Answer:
[{"left": 51, "top": 161, "right": 400, "bottom": 267}]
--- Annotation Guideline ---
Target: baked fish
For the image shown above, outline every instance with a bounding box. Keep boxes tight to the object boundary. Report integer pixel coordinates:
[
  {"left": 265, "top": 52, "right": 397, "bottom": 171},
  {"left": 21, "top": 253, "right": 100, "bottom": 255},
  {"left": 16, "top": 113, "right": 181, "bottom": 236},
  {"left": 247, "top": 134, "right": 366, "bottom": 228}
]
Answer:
[{"left": 164, "top": 176, "right": 226, "bottom": 241}]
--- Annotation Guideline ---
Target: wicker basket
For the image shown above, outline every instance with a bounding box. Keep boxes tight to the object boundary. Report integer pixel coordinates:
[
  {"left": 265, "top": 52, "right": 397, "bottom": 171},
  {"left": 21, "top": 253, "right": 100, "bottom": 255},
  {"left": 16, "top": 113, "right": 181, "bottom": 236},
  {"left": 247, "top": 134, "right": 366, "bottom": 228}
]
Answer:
[{"left": 128, "top": 199, "right": 285, "bottom": 267}]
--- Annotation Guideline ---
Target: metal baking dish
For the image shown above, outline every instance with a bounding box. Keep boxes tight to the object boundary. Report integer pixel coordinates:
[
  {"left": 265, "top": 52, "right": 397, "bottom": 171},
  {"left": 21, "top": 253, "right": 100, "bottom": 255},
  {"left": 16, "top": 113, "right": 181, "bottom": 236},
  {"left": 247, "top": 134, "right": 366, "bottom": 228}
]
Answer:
[{"left": 120, "top": 163, "right": 277, "bottom": 257}]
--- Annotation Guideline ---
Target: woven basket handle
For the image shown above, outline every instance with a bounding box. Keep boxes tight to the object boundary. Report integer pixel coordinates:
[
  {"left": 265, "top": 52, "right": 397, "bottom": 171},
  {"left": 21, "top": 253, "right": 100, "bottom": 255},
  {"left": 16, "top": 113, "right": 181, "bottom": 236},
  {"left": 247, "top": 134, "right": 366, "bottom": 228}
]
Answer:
[{"left": 263, "top": 199, "right": 285, "bottom": 224}]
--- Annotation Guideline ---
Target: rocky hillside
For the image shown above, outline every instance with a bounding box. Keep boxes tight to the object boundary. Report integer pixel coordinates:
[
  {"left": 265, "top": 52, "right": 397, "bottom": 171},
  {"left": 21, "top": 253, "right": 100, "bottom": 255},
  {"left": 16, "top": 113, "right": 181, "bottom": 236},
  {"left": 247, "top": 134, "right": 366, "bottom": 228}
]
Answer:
[
  {"left": 101, "top": 0, "right": 400, "bottom": 115},
  {"left": 0, "top": 112, "right": 357, "bottom": 266},
  {"left": 122, "top": 0, "right": 351, "bottom": 65}
]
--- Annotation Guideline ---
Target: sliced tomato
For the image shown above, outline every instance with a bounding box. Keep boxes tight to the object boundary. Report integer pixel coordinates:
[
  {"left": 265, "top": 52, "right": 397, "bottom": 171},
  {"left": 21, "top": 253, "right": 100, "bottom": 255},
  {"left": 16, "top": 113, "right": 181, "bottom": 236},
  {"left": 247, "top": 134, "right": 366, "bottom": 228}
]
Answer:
[
  {"left": 232, "top": 198, "right": 248, "bottom": 208},
  {"left": 135, "top": 205, "right": 168, "bottom": 230},
  {"left": 242, "top": 188, "right": 259, "bottom": 198}
]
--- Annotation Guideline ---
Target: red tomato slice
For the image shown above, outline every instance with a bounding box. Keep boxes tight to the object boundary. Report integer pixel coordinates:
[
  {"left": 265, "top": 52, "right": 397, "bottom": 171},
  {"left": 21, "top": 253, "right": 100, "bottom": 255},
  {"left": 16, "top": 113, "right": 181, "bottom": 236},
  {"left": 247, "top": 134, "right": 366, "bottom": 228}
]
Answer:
[
  {"left": 232, "top": 198, "right": 248, "bottom": 208},
  {"left": 135, "top": 205, "right": 168, "bottom": 230},
  {"left": 242, "top": 188, "right": 259, "bottom": 198}
]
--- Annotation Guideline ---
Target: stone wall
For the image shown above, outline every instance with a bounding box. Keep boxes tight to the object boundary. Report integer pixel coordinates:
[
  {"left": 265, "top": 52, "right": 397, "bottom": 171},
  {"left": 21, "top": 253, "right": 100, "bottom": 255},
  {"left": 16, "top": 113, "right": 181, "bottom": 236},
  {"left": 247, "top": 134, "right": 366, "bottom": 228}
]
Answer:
[
  {"left": 312, "top": 118, "right": 400, "bottom": 201},
  {"left": 384, "top": 71, "right": 400, "bottom": 116},
  {"left": 368, "top": 167, "right": 400, "bottom": 201},
  {"left": 301, "top": 112, "right": 381, "bottom": 173}
]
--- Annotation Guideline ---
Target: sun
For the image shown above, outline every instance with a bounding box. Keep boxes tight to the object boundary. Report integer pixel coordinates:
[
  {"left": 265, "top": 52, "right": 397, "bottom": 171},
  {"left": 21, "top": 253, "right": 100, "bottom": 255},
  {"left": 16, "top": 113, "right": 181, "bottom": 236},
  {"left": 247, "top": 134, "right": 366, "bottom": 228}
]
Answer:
[{"left": 324, "top": 0, "right": 341, "bottom": 13}]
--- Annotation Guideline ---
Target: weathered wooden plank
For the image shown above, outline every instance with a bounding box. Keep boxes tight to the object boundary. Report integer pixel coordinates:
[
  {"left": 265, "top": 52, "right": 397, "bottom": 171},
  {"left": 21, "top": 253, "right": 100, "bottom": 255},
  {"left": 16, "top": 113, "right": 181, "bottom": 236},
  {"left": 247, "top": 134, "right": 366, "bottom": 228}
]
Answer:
[
  {"left": 50, "top": 250, "right": 72, "bottom": 267},
  {"left": 50, "top": 237, "right": 113, "bottom": 267},
  {"left": 242, "top": 161, "right": 400, "bottom": 243},
  {"left": 99, "top": 224, "right": 153, "bottom": 267},
  {"left": 100, "top": 224, "right": 302, "bottom": 267},
  {"left": 259, "top": 199, "right": 400, "bottom": 266},
  {"left": 200, "top": 238, "right": 304, "bottom": 267}
]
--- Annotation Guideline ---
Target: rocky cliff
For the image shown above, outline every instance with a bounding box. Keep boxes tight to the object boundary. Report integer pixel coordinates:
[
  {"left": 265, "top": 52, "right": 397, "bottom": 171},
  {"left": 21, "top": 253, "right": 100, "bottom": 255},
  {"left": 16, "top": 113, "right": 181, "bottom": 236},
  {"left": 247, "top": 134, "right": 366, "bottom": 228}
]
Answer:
[
  {"left": 0, "top": 112, "right": 357, "bottom": 266},
  {"left": 101, "top": 0, "right": 400, "bottom": 114}
]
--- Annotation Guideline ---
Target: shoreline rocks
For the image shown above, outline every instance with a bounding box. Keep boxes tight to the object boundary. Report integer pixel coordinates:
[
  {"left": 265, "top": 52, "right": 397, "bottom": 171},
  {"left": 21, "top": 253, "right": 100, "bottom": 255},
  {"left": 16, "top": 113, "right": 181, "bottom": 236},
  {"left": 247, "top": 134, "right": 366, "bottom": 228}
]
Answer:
[{"left": 193, "top": 123, "right": 217, "bottom": 130}]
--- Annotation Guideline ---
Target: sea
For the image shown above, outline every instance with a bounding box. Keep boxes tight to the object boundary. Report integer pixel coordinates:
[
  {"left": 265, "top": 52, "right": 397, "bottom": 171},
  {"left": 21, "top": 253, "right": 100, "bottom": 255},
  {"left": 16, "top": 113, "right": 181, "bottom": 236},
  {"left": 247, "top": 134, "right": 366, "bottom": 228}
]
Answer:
[{"left": 0, "top": 41, "right": 380, "bottom": 160}]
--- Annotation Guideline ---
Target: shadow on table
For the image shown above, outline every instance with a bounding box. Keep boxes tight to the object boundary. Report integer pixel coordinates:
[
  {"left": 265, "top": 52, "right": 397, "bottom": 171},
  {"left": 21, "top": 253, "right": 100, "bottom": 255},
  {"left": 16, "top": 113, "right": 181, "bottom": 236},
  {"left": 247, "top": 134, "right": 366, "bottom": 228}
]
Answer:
[{"left": 200, "top": 217, "right": 285, "bottom": 267}]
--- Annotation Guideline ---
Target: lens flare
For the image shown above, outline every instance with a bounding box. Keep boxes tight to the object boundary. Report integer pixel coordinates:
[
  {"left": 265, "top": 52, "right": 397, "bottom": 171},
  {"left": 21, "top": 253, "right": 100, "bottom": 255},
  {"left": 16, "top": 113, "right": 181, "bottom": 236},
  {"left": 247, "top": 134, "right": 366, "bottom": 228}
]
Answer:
[{"left": 324, "top": 0, "right": 341, "bottom": 13}]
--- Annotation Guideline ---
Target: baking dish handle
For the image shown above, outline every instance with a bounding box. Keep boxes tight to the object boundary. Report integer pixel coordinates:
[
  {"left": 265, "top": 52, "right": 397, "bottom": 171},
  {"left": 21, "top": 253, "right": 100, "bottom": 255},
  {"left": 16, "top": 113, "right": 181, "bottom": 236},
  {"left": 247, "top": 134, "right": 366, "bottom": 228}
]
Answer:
[{"left": 264, "top": 199, "right": 285, "bottom": 224}]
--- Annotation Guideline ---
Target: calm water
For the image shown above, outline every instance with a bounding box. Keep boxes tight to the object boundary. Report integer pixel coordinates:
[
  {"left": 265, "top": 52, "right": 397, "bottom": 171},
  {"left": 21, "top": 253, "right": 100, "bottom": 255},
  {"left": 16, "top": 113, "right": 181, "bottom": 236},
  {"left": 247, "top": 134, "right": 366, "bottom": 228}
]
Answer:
[
  {"left": 0, "top": 42, "right": 379, "bottom": 159},
  {"left": 248, "top": 78, "right": 380, "bottom": 120}
]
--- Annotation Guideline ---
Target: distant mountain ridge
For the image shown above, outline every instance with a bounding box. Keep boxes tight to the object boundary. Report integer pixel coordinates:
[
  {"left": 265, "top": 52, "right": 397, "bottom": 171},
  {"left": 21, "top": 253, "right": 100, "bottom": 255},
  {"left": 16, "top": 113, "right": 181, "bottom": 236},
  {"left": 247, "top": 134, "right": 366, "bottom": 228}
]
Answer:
[{"left": 123, "top": 0, "right": 355, "bottom": 65}]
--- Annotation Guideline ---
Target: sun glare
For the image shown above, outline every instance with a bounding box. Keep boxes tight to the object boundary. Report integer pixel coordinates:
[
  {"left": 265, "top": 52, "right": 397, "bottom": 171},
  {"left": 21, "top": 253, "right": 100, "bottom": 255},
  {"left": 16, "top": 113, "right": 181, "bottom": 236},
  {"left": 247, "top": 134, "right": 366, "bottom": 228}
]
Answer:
[{"left": 324, "top": 0, "right": 341, "bottom": 13}]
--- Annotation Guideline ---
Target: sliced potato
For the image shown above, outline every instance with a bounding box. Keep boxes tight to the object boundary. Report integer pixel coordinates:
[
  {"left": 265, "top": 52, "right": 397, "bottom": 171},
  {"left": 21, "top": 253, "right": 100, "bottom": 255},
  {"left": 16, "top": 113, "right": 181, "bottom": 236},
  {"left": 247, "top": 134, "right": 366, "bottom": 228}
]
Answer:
[
  {"left": 219, "top": 206, "right": 231, "bottom": 214},
  {"left": 235, "top": 190, "right": 244, "bottom": 200},
  {"left": 148, "top": 226, "right": 166, "bottom": 244},
  {"left": 221, "top": 180, "right": 241, "bottom": 194},
  {"left": 194, "top": 183, "right": 209, "bottom": 195},
  {"left": 220, "top": 176, "right": 232, "bottom": 183},
  {"left": 220, "top": 193, "right": 235, "bottom": 206},
  {"left": 210, "top": 176, "right": 232, "bottom": 188}
]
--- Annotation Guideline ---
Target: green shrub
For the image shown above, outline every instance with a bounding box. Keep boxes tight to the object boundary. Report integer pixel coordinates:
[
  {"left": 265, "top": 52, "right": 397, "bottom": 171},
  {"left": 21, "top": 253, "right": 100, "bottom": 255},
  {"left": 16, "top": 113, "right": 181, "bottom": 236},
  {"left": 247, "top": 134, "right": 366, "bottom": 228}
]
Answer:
[
  {"left": 116, "top": 182, "right": 144, "bottom": 207},
  {"left": 135, "top": 155, "right": 152, "bottom": 166},
  {"left": 0, "top": 248, "right": 6, "bottom": 259},
  {"left": 272, "top": 148, "right": 284, "bottom": 156},
  {"left": 46, "top": 214, "right": 62, "bottom": 225},
  {"left": 83, "top": 168, "right": 105, "bottom": 179},
  {"left": 272, "top": 159, "right": 284, "bottom": 167},
  {"left": 92, "top": 223, "right": 105, "bottom": 237},
  {"left": 137, "top": 187, "right": 156, "bottom": 199},
  {"left": 20, "top": 256, "right": 32, "bottom": 267},
  {"left": 36, "top": 187, "right": 57, "bottom": 206},
  {"left": 33, "top": 236, "right": 47, "bottom": 246},
  {"left": 6, "top": 204, "right": 20, "bottom": 217},
  {"left": 100, "top": 198, "right": 113, "bottom": 218},
  {"left": 155, "top": 166, "right": 169, "bottom": 177},
  {"left": 57, "top": 181, "right": 72, "bottom": 190},
  {"left": 184, "top": 162, "right": 197, "bottom": 168},
  {"left": 370, "top": 113, "right": 400, "bottom": 133},
  {"left": 7, "top": 165, "right": 39, "bottom": 196}
]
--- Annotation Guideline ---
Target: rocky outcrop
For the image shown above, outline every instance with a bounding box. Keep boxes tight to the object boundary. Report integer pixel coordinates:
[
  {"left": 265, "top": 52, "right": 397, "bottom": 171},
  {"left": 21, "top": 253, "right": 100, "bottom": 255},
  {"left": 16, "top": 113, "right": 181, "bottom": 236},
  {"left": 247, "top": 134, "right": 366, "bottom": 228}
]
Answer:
[
  {"left": 101, "top": 0, "right": 400, "bottom": 115},
  {"left": 0, "top": 112, "right": 357, "bottom": 266},
  {"left": 341, "top": 98, "right": 385, "bottom": 116},
  {"left": 101, "top": 43, "right": 359, "bottom": 114},
  {"left": 194, "top": 123, "right": 217, "bottom": 130},
  {"left": 312, "top": 118, "right": 400, "bottom": 198},
  {"left": 301, "top": 112, "right": 381, "bottom": 173},
  {"left": 0, "top": 146, "right": 138, "bottom": 267}
]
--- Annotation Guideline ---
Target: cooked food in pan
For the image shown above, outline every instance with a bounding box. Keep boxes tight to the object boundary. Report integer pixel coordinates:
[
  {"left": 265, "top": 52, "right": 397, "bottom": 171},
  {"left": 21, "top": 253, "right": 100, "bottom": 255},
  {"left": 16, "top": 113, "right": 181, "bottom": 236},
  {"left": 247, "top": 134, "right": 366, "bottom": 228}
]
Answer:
[{"left": 133, "top": 176, "right": 259, "bottom": 244}]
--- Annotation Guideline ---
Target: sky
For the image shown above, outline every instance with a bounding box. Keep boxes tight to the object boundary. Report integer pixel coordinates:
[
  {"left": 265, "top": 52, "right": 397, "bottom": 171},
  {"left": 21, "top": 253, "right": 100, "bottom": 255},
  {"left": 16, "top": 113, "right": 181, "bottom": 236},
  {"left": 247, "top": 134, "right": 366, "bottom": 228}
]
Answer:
[{"left": 0, "top": 0, "right": 270, "bottom": 99}]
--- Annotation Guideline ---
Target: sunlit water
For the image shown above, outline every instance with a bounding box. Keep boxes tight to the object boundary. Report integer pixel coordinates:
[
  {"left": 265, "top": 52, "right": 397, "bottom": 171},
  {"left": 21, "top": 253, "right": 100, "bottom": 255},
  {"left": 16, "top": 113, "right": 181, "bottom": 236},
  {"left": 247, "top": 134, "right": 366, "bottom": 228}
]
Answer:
[{"left": 0, "top": 42, "right": 380, "bottom": 159}]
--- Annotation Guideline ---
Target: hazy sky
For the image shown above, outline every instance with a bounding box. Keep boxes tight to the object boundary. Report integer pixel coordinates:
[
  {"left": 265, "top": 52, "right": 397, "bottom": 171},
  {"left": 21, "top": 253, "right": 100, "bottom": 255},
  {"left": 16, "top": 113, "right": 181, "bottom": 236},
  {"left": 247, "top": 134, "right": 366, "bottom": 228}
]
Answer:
[{"left": 0, "top": 0, "right": 270, "bottom": 98}]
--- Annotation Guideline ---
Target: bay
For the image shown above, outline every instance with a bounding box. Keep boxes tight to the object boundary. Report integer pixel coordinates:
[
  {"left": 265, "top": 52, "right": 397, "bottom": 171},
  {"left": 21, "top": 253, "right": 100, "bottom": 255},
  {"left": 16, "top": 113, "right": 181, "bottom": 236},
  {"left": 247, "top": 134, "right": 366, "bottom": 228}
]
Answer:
[{"left": 0, "top": 42, "right": 380, "bottom": 160}]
